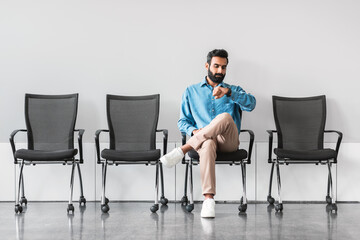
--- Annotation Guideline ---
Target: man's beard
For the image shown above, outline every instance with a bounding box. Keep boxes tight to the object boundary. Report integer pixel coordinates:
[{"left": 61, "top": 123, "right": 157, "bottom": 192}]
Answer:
[{"left": 208, "top": 69, "right": 225, "bottom": 84}]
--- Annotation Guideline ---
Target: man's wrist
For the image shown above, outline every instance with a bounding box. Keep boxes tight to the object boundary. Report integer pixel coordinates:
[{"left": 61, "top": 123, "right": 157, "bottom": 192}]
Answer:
[
  {"left": 226, "top": 88, "right": 232, "bottom": 97},
  {"left": 188, "top": 127, "right": 196, "bottom": 136}
]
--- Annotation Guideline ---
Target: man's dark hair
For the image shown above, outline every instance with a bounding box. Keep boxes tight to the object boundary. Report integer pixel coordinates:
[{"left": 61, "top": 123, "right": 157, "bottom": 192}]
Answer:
[{"left": 207, "top": 49, "right": 229, "bottom": 65}]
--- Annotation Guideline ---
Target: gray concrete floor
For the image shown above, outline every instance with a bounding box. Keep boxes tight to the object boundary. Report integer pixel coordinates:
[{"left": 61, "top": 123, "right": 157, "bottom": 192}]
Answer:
[{"left": 0, "top": 202, "right": 359, "bottom": 240}]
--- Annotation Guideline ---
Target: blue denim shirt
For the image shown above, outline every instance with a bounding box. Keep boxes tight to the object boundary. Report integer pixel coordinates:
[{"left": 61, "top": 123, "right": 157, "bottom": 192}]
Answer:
[{"left": 177, "top": 78, "right": 256, "bottom": 136}]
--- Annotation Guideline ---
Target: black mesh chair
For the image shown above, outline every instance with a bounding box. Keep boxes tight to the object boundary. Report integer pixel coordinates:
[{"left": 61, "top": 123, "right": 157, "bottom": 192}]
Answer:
[
  {"left": 95, "top": 94, "right": 168, "bottom": 213},
  {"left": 10, "top": 94, "right": 86, "bottom": 214},
  {"left": 267, "top": 95, "right": 342, "bottom": 212},
  {"left": 180, "top": 111, "right": 254, "bottom": 213}
]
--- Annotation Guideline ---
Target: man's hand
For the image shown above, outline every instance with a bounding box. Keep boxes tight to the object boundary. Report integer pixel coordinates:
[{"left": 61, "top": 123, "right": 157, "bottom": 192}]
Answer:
[
  {"left": 192, "top": 128, "right": 203, "bottom": 135},
  {"left": 213, "top": 86, "right": 230, "bottom": 99}
]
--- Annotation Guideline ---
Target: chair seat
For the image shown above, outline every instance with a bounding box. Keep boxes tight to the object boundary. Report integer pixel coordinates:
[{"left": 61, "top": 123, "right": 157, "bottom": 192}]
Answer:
[
  {"left": 274, "top": 148, "right": 337, "bottom": 160},
  {"left": 101, "top": 149, "right": 161, "bottom": 162},
  {"left": 15, "top": 149, "right": 78, "bottom": 161},
  {"left": 188, "top": 149, "right": 248, "bottom": 162}
]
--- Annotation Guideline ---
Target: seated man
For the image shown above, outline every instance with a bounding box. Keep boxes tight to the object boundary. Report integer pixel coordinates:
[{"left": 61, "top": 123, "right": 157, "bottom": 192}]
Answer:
[{"left": 161, "top": 49, "right": 256, "bottom": 218}]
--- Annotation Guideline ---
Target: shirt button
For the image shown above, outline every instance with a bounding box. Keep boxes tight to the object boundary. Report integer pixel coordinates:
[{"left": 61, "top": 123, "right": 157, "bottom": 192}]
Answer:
[{"left": 212, "top": 109, "right": 215, "bottom": 112}]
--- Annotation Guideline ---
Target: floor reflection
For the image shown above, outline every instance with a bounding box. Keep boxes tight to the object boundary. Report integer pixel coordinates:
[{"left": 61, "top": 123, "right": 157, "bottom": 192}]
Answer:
[
  {"left": 99, "top": 203, "right": 170, "bottom": 239},
  {"left": 200, "top": 218, "right": 215, "bottom": 236},
  {"left": 15, "top": 213, "right": 25, "bottom": 240},
  {"left": 67, "top": 206, "right": 86, "bottom": 239},
  {"left": 8, "top": 202, "right": 353, "bottom": 240},
  {"left": 326, "top": 204, "right": 337, "bottom": 240},
  {"left": 68, "top": 205, "right": 86, "bottom": 240}
]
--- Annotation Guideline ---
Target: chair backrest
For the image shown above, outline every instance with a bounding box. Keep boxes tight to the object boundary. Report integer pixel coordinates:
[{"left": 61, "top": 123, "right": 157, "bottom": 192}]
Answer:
[
  {"left": 272, "top": 95, "right": 326, "bottom": 150},
  {"left": 25, "top": 94, "right": 78, "bottom": 151},
  {"left": 107, "top": 94, "right": 159, "bottom": 151}
]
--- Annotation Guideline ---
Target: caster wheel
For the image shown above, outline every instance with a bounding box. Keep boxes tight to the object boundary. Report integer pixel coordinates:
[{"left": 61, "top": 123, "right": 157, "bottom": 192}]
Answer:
[
  {"left": 20, "top": 197, "right": 28, "bottom": 206},
  {"left": 238, "top": 204, "right": 247, "bottom": 213},
  {"left": 79, "top": 196, "right": 86, "bottom": 206},
  {"left": 15, "top": 204, "right": 23, "bottom": 213},
  {"left": 150, "top": 204, "right": 159, "bottom": 213},
  {"left": 101, "top": 197, "right": 109, "bottom": 205},
  {"left": 326, "top": 196, "right": 332, "bottom": 204},
  {"left": 267, "top": 196, "right": 275, "bottom": 205},
  {"left": 185, "top": 204, "right": 194, "bottom": 212},
  {"left": 101, "top": 204, "right": 110, "bottom": 213},
  {"left": 181, "top": 196, "right": 188, "bottom": 206},
  {"left": 67, "top": 204, "right": 75, "bottom": 214},
  {"left": 330, "top": 203, "right": 337, "bottom": 212},
  {"left": 275, "top": 203, "right": 283, "bottom": 212},
  {"left": 160, "top": 197, "right": 168, "bottom": 205}
]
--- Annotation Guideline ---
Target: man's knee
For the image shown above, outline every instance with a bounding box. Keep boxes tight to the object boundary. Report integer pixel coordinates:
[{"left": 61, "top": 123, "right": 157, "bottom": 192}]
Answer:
[{"left": 217, "top": 112, "right": 233, "bottom": 124}]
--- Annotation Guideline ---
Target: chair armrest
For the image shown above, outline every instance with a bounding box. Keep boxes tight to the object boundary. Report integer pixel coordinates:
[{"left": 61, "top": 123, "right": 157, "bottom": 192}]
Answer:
[
  {"left": 324, "top": 130, "right": 343, "bottom": 158},
  {"left": 267, "top": 130, "right": 277, "bottom": 163},
  {"left": 95, "top": 129, "right": 109, "bottom": 164},
  {"left": 181, "top": 132, "right": 187, "bottom": 145},
  {"left": 9, "top": 129, "right": 27, "bottom": 164},
  {"left": 74, "top": 129, "right": 85, "bottom": 163},
  {"left": 156, "top": 129, "right": 168, "bottom": 155},
  {"left": 180, "top": 132, "right": 188, "bottom": 163},
  {"left": 240, "top": 129, "right": 255, "bottom": 164}
]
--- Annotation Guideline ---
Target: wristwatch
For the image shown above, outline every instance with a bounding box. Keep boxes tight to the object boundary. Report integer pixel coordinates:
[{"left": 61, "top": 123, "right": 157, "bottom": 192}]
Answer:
[{"left": 226, "top": 88, "right": 232, "bottom": 97}]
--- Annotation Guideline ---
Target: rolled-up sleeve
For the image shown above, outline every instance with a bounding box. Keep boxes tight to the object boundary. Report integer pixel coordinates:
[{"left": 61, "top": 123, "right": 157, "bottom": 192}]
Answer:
[{"left": 229, "top": 86, "right": 256, "bottom": 112}]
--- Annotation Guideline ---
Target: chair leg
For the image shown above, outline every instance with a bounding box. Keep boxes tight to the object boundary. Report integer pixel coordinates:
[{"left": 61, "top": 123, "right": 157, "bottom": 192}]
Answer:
[
  {"left": 101, "top": 161, "right": 110, "bottom": 213},
  {"left": 67, "top": 163, "right": 76, "bottom": 214},
  {"left": 76, "top": 163, "right": 86, "bottom": 206},
  {"left": 15, "top": 161, "right": 25, "bottom": 213},
  {"left": 159, "top": 163, "right": 168, "bottom": 205},
  {"left": 185, "top": 159, "right": 194, "bottom": 212},
  {"left": 239, "top": 162, "right": 247, "bottom": 212},
  {"left": 19, "top": 173, "right": 27, "bottom": 206},
  {"left": 267, "top": 163, "right": 275, "bottom": 204},
  {"left": 327, "top": 162, "right": 337, "bottom": 212},
  {"left": 275, "top": 162, "right": 283, "bottom": 212},
  {"left": 326, "top": 171, "right": 332, "bottom": 204},
  {"left": 181, "top": 163, "right": 189, "bottom": 205},
  {"left": 150, "top": 162, "right": 160, "bottom": 213}
]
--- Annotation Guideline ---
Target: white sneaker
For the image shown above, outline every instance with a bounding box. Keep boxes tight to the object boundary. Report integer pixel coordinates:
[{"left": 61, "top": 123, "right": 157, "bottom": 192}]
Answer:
[
  {"left": 201, "top": 198, "right": 215, "bottom": 218},
  {"left": 160, "top": 147, "right": 184, "bottom": 168}
]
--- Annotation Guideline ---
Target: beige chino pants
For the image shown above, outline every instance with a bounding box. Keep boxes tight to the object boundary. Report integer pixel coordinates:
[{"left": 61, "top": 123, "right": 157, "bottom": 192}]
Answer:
[{"left": 187, "top": 113, "right": 240, "bottom": 196}]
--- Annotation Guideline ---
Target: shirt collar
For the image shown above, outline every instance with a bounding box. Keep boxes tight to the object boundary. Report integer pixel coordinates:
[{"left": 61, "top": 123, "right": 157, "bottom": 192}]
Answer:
[
  {"left": 200, "top": 77, "right": 208, "bottom": 87},
  {"left": 201, "top": 77, "right": 225, "bottom": 88}
]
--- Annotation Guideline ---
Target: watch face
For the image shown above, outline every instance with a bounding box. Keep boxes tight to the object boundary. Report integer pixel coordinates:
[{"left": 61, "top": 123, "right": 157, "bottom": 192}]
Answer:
[{"left": 226, "top": 88, "right": 231, "bottom": 96}]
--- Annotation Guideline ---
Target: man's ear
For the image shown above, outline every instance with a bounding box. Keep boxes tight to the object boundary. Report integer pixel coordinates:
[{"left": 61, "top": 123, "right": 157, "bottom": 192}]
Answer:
[{"left": 205, "top": 62, "right": 209, "bottom": 71}]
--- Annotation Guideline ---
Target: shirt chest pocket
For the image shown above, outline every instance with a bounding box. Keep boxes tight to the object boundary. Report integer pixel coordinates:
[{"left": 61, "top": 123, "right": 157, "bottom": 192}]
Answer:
[{"left": 216, "top": 99, "right": 234, "bottom": 113}]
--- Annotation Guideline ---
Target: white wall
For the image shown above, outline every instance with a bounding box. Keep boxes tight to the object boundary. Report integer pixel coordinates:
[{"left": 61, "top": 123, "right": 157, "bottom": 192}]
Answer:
[{"left": 1, "top": 1, "right": 360, "bottom": 202}]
